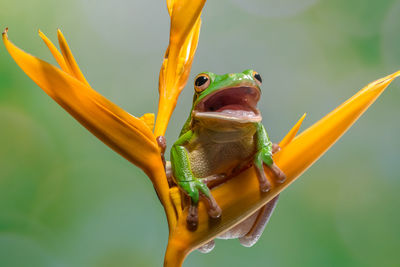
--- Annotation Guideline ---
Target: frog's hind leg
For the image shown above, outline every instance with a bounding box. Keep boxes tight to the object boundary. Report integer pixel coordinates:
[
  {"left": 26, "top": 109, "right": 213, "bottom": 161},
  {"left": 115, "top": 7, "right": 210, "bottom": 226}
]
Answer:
[
  {"left": 239, "top": 194, "right": 280, "bottom": 247},
  {"left": 197, "top": 240, "right": 215, "bottom": 253}
]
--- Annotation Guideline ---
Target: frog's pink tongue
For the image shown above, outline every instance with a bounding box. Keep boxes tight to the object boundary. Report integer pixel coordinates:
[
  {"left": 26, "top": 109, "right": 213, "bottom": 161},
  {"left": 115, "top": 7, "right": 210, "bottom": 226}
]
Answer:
[
  {"left": 217, "top": 104, "right": 257, "bottom": 117},
  {"left": 219, "top": 108, "right": 258, "bottom": 118},
  {"left": 217, "top": 104, "right": 252, "bottom": 112}
]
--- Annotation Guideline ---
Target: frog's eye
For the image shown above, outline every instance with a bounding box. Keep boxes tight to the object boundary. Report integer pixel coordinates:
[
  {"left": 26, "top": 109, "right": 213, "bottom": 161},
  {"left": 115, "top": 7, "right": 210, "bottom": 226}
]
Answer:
[
  {"left": 253, "top": 71, "right": 262, "bottom": 86},
  {"left": 194, "top": 74, "right": 210, "bottom": 93}
]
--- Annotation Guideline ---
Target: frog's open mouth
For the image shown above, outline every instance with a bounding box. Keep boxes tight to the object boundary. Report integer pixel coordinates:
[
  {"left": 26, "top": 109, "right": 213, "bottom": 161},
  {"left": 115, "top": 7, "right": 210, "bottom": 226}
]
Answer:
[{"left": 193, "top": 86, "right": 261, "bottom": 123}]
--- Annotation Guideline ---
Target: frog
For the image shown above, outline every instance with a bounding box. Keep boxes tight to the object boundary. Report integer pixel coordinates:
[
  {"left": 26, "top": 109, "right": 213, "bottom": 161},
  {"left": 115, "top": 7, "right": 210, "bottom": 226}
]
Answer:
[{"left": 164, "top": 69, "right": 286, "bottom": 252}]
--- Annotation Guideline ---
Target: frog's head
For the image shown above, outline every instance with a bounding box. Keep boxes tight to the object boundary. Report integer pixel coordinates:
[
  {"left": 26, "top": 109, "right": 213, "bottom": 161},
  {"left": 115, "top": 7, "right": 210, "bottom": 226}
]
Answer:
[{"left": 191, "top": 69, "right": 262, "bottom": 124}]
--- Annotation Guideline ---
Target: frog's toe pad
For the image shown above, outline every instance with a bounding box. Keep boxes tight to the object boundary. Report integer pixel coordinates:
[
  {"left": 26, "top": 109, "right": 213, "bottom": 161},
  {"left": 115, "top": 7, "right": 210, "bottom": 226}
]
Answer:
[
  {"left": 259, "top": 180, "right": 271, "bottom": 193},
  {"left": 197, "top": 240, "right": 215, "bottom": 253},
  {"left": 239, "top": 234, "right": 259, "bottom": 248},
  {"left": 275, "top": 170, "right": 286, "bottom": 183},
  {"left": 187, "top": 213, "right": 198, "bottom": 231},
  {"left": 208, "top": 205, "right": 222, "bottom": 219},
  {"left": 271, "top": 143, "right": 281, "bottom": 154},
  {"left": 187, "top": 205, "right": 199, "bottom": 231},
  {"left": 270, "top": 163, "right": 286, "bottom": 183}
]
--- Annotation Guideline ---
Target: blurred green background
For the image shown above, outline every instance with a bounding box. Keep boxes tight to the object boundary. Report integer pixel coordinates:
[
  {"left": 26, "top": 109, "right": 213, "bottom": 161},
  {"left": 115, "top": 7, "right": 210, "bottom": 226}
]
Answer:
[{"left": 1, "top": 0, "right": 400, "bottom": 266}]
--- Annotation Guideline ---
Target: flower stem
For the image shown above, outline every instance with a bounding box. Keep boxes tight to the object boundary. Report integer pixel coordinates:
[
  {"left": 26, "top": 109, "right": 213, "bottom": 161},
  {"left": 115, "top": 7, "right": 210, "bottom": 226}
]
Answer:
[{"left": 164, "top": 237, "right": 188, "bottom": 267}]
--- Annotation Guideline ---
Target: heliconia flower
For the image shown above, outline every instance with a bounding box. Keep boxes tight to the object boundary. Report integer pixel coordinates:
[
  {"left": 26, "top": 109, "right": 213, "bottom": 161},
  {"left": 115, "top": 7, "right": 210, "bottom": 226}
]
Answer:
[
  {"left": 156, "top": 0, "right": 205, "bottom": 137},
  {"left": 2, "top": 1, "right": 399, "bottom": 266}
]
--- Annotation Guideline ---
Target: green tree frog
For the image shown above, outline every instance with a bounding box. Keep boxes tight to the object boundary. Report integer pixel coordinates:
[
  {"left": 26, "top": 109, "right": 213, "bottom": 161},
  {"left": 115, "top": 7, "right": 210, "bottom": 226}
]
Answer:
[{"left": 166, "top": 70, "right": 286, "bottom": 252}]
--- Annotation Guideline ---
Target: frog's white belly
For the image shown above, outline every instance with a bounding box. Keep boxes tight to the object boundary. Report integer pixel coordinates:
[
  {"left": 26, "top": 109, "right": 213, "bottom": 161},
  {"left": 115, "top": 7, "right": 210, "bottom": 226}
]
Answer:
[{"left": 186, "top": 127, "right": 257, "bottom": 178}]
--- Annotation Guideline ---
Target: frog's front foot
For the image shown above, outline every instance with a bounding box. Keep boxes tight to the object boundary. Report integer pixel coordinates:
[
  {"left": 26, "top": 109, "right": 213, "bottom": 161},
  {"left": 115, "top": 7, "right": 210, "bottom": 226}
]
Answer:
[{"left": 254, "top": 147, "right": 286, "bottom": 192}]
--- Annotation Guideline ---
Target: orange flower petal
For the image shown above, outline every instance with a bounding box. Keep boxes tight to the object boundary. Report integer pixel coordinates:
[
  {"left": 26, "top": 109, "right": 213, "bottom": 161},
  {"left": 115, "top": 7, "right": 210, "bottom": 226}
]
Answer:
[
  {"left": 57, "top": 29, "right": 90, "bottom": 87},
  {"left": 139, "top": 113, "right": 155, "bottom": 131},
  {"left": 279, "top": 113, "right": 306, "bottom": 148},
  {"left": 38, "top": 30, "right": 71, "bottom": 74},
  {"left": 154, "top": 0, "right": 206, "bottom": 137},
  {"left": 164, "top": 71, "right": 400, "bottom": 266},
  {"left": 3, "top": 28, "right": 177, "bottom": 233},
  {"left": 169, "top": 1, "right": 205, "bottom": 48},
  {"left": 3, "top": 28, "right": 158, "bottom": 176},
  {"left": 166, "top": 0, "right": 175, "bottom": 15}
]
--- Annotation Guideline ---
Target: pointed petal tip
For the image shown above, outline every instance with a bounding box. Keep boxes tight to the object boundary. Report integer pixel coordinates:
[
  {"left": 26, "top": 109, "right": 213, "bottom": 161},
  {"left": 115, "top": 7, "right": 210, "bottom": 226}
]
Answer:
[
  {"left": 389, "top": 70, "right": 400, "bottom": 79},
  {"left": 2, "top": 27, "right": 8, "bottom": 38},
  {"left": 300, "top": 112, "right": 307, "bottom": 123},
  {"left": 56, "top": 29, "right": 63, "bottom": 40},
  {"left": 38, "top": 30, "right": 48, "bottom": 40},
  {"left": 38, "top": 30, "right": 47, "bottom": 41},
  {"left": 372, "top": 70, "right": 400, "bottom": 87},
  {"left": 279, "top": 113, "right": 307, "bottom": 148},
  {"left": 38, "top": 29, "right": 46, "bottom": 39}
]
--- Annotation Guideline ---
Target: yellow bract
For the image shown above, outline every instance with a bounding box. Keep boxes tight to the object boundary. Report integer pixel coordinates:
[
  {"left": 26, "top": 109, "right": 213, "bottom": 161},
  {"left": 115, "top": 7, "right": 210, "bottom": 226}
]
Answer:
[
  {"left": 139, "top": 113, "right": 156, "bottom": 131},
  {"left": 155, "top": 0, "right": 205, "bottom": 137},
  {"left": 3, "top": 0, "right": 400, "bottom": 266},
  {"left": 164, "top": 70, "right": 400, "bottom": 266},
  {"left": 2, "top": 29, "right": 158, "bottom": 174},
  {"left": 2, "top": 28, "right": 179, "bottom": 228}
]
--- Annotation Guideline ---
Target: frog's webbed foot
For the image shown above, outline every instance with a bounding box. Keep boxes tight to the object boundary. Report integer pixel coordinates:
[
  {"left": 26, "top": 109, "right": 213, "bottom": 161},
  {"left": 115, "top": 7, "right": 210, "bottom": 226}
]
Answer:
[
  {"left": 197, "top": 240, "right": 215, "bottom": 253},
  {"left": 254, "top": 145, "right": 286, "bottom": 192},
  {"left": 184, "top": 180, "right": 221, "bottom": 231},
  {"left": 255, "top": 162, "right": 286, "bottom": 192}
]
